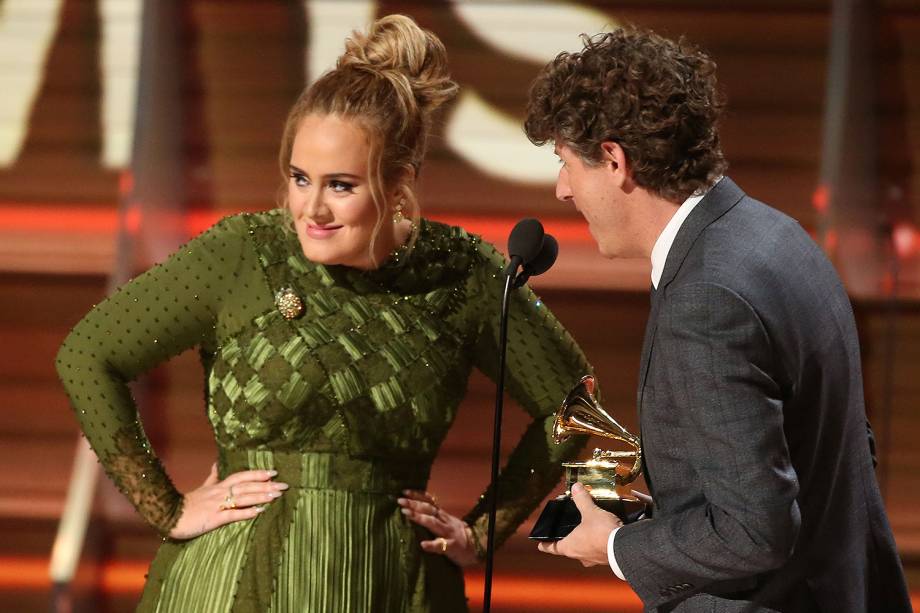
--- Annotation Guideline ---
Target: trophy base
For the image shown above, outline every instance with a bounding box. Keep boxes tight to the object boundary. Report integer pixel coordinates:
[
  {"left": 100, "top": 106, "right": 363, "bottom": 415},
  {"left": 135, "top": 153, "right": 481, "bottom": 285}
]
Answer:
[{"left": 528, "top": 495, "right": 646, "bottom": 541}]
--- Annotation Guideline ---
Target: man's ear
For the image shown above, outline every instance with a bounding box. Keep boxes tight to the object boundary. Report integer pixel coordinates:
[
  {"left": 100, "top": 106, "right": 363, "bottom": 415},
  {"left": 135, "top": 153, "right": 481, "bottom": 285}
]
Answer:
[{"left": 600, "top": 141, "right": 630, "bottom": 189}]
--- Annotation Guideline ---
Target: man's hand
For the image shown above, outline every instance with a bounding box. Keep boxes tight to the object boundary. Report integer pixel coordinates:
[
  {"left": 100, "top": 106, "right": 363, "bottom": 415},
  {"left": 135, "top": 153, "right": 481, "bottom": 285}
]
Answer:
[{"left": 537, "top": 482, "right": 623, "bottom": 567}]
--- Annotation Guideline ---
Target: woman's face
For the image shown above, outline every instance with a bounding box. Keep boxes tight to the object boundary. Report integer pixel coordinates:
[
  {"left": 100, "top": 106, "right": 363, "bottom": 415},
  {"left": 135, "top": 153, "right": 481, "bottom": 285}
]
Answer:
[{"left": 287, "top": 113, "right": 394, "bottom": 269}]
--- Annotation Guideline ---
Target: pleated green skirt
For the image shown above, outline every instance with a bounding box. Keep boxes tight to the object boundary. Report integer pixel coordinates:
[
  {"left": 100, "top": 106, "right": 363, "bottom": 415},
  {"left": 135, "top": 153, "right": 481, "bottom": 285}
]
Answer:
[{"left": 137, "top": 450, "right": 468, "bottom": 612}]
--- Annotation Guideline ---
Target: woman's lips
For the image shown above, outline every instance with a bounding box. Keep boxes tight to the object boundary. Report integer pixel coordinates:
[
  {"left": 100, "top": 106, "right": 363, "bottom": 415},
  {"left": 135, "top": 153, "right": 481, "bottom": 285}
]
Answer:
[{"left": 305, "top": 223, "right": 343, "bottom": 239}]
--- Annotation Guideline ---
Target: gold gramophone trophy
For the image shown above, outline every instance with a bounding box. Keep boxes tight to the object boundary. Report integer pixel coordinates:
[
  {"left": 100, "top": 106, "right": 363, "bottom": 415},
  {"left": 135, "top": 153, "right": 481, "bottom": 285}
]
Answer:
[{"left": 529, "top": 374, "right": 646, "bottom": 540}]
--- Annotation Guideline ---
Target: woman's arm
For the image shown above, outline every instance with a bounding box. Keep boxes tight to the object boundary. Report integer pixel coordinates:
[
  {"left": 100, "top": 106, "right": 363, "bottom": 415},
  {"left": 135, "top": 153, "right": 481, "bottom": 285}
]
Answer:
[
  {"left": 462, "top": 239, "right": 592, "bottom": 552},
  {"left": 55, "top": 215, "right": 248, "bottom": 536}
]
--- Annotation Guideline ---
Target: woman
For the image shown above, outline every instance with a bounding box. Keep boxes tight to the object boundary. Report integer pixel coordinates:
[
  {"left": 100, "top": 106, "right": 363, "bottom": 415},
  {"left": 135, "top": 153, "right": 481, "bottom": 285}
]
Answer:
[{"left": 56, "top": 15, "right": 591, "bottom": 612}]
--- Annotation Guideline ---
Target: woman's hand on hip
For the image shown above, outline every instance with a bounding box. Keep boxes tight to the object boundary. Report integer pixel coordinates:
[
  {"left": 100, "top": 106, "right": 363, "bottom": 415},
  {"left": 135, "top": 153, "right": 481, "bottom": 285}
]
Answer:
[
  {"left": 168, "top": 463, "right": 288, "bottom": 540},
  {"left": 398, "top": 489, "right": 480, "bottom": 567}
]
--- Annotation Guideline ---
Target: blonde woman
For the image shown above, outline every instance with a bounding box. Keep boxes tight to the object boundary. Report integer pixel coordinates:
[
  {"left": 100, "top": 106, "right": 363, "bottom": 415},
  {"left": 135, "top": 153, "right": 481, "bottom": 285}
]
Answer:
[{"left": 57, "top": 15, "right": 591, "bottom": 612}]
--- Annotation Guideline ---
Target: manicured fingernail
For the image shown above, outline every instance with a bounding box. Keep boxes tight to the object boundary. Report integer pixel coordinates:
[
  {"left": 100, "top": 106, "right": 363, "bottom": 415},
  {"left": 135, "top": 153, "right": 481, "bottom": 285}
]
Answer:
[
  {"left": 397, "top": 497, "right": 407, "bottom": 505},
  {"left": 254, "top": 505, "right": 265, "bottom": 512},
  {"left": 400, "top": 508, "right": 411, "bottom": 516},
  {"left": 269, "top": 492, "right": 282, "bottom": 498},
  {"left": 267, "top": 470, "right": 278, "bottom": 477},
  {"left": 276, "top": 483, "right": 289, "bottom": 490}
]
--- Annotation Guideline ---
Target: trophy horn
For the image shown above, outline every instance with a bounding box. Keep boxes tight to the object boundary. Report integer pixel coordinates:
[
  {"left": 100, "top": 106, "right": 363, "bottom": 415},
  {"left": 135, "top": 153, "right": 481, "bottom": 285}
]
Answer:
[{"left": 554, "top": 375, "right": 642, "bottom": 482}]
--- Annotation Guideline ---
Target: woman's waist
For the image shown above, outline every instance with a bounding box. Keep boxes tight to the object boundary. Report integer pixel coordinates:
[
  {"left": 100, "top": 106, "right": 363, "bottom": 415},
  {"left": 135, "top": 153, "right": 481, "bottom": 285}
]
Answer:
[{"left": 217, "top": 448, "right": 431, "bottom": 494}]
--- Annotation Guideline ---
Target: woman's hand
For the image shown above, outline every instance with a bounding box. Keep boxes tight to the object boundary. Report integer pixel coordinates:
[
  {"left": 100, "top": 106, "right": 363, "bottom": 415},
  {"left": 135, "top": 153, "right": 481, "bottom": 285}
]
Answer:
[
  {"left": 168, "top": 463, "right": 289, "bottom": 540},
  {"left": 397, "top": 489, "right": 480, "bottom": 567}
]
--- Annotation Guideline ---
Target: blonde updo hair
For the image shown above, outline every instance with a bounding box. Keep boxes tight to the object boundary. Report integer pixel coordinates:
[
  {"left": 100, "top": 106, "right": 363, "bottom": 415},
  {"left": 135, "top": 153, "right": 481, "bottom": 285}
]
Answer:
[{"left": 278, "top": 14, "right": 458, "bottom": 257}]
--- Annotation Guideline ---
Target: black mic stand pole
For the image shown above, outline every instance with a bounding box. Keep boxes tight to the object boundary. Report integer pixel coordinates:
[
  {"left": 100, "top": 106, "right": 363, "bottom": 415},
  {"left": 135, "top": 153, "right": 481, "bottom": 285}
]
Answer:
[{"left": 482, "top": 270, "right": 516, "bottom": 613}]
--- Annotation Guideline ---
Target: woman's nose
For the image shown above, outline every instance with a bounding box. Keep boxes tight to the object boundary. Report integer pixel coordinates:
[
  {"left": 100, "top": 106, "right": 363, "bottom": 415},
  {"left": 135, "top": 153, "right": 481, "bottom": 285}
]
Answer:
[{"left": 302, "top": 188, "right": 329, "bottom": 220}]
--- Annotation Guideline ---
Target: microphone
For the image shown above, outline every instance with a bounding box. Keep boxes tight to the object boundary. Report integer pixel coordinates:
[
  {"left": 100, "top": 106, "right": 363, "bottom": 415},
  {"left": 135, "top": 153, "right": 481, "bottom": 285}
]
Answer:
[
  {"left": 483, "top": 218, "right": 559, "bottom": 613},
  {"left": 514, "top": 234, "right": 558, "bottom": 288},
  {"left": 503, "top": 218, "right": 545, "bottom": 277}
]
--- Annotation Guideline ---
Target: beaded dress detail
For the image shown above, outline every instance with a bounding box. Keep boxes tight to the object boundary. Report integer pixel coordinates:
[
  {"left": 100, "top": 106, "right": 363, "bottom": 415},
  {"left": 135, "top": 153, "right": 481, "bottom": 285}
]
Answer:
[{"left": 56, "top": 211, "right": 592, "bottom": 612}]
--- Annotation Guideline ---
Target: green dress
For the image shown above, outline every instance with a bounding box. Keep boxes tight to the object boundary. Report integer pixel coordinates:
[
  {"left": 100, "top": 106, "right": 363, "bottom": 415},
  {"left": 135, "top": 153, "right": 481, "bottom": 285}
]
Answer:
[{"left": 56, "top": 211, "right": 591, "bottom": 612}]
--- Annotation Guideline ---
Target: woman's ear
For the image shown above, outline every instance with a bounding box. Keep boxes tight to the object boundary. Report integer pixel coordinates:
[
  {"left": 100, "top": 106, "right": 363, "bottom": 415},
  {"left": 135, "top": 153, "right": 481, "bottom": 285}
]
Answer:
[{"left": 389, "top": 167, "right": 416, "bottom": 204}]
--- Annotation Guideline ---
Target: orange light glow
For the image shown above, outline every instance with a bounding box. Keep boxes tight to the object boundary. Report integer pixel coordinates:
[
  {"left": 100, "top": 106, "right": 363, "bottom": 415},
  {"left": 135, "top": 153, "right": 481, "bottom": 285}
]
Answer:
[
  {"left": 464, "top": 571, "right": 642, "bottom": 610},
  {"left": 98, "top": 560, "right": 149, "bottom": 593},
  {"left": 812, "top": 184, "right": 829, "bottom": 214},
  {"left": 125, "top": 205, "right": 142, "bottom": 235},
  {"left": 0, "top": 204, "right": 595, "bottom": 245},
  {"left": 0, "top": 205, "right": 118, "bottom": 234},
  {"left": 2, "top": 556, "right": 919, "bottom": 611},
  {"left": 825, "top": 228, "right": 838, "bottom": 253},
  {"left": 118, "top": 171, "right": 134, "bottom": 197},
  {"left": 0, "top": 556, "right": 51, "bottom": 589},
  {"left": 892, "top": 223, "right": 917, "bottom": 259}
]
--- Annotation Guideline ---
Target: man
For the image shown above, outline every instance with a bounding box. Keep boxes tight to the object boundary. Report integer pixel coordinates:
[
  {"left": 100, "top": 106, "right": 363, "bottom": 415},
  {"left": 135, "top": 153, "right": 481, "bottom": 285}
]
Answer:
[{"left": 525, "top": 26, "right": 911, "bottom": 612}]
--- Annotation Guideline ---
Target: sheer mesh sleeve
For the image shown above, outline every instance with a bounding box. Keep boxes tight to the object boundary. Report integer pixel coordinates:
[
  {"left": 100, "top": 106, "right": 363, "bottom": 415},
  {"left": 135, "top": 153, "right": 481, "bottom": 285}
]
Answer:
[
  {"left": 55, "top": 215, "right": 250, "bottom": 535},
  {"left": 463, "top": 239, "right": 591, "bottom": 551}
]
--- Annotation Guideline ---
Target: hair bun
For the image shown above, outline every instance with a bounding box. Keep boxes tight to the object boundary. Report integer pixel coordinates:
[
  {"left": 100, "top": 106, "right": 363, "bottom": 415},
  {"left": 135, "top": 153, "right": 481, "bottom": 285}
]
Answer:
[{"left": 338, "top": 15, "right": 457, "bottom": 113}]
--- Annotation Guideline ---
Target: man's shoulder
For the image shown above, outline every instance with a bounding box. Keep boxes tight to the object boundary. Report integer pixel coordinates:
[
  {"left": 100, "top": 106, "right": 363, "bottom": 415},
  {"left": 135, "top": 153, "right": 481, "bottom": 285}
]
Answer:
[
  {"left": 675, "top": 192, "right": 833, "bottom": 295},
  {"left": 702, "top": 192, "right": 817, "bottom": 263},
  {"left": 720, "top": 191, "right": 801, "bottom": 238},
  {"left": 671, "top": 190, "right": 851, "bottom": 334}
]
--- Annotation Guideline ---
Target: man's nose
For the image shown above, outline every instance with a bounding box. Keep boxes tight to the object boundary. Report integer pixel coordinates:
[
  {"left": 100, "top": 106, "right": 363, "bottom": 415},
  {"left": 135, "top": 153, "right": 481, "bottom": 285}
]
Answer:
[{"left": 555, "top": 167, "right": 573, "bottom": 203}]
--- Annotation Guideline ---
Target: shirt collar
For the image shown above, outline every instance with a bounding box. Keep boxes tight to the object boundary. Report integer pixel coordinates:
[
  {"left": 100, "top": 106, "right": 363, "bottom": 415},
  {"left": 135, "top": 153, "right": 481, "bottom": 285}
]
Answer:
[{"left": 650, "top": 177, "right": 721, "bottom": 289}]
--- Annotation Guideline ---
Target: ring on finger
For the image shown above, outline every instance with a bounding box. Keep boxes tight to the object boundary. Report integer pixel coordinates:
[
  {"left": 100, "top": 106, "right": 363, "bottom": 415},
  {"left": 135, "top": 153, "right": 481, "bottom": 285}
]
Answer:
[
  {"left": 220, "top": 493, "right": 236, "bottom": 511},
  {"left": 434, "top": 537, "right": 448, "bottom": 553}
]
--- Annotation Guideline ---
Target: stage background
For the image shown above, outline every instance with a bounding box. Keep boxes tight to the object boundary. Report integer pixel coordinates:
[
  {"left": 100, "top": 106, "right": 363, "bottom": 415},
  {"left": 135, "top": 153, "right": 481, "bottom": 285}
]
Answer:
[{"left": 0, "top": 0, "right": 918, "bottom": 610}]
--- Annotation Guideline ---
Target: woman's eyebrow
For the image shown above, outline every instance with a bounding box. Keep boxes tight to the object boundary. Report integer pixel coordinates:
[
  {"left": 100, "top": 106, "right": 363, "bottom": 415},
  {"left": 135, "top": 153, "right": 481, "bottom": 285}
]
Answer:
[{"left": 288, "top": 165, "right": 361, "bottom": 181}]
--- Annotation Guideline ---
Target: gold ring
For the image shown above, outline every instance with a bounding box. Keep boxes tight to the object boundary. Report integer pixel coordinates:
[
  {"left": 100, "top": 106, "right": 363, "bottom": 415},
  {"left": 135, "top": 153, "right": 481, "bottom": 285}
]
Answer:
[
  {"left": 220, "top": 494, "right": 236, "bottom": 510},
  {"left": 436, "top": 537, "right": 448, "bottom": 553}
]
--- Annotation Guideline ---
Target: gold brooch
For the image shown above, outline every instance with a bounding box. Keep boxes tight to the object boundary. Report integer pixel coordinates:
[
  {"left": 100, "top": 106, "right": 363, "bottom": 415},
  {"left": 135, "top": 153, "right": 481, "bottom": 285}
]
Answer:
[{"left": 275, "top": 287, "right": 304, "bottom": 320}]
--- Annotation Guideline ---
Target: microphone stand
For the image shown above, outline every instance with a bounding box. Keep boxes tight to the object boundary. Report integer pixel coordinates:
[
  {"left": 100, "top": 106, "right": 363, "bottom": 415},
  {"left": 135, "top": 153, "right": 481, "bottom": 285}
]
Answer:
[{"left": 483, "top": 270, "right": 516, "bottom": 613}]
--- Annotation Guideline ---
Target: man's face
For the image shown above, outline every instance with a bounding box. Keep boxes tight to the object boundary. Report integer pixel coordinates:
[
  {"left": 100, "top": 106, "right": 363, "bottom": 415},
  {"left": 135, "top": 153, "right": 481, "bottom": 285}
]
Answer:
[{"left": 554, "top": 143, "right": 644, "bottom": 259}]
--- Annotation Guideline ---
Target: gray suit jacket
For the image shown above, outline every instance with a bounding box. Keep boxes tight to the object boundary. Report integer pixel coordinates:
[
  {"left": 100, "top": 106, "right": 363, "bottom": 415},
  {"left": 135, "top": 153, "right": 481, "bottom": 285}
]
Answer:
[{"left": 614, "top": 178, "right": 911, "bottom": 612}]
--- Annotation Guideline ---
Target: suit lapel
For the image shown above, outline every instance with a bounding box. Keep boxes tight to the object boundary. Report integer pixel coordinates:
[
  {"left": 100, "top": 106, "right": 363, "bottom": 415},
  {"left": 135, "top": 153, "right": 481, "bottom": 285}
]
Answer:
[
  {"left": 636, "top": 286, "right": 661, "bottom": 410},
  {"left": 657, "top": 177, "right": 745, "bottom": 291},
  {"left": 636, "top": 287, "right": 660, "bottom": 494},
  {"left": 635, "top": 178, "right": 746, "bottom": 495},
  {"left": 636, "top": 177, "right": 746, "bottom": 412}
]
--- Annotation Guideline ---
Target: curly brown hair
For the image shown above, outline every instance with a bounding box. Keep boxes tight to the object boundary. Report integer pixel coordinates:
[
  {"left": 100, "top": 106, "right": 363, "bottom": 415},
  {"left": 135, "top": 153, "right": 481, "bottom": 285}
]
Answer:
[{"left": 524, "top": 25, "right": 727, "bottom": 203}]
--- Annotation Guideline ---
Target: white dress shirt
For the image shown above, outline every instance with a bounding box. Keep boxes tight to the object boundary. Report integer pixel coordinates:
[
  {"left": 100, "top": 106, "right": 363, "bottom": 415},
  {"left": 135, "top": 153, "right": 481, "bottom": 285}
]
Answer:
[{"left": 607, "top": 179, "right": 719, "bottom": 580}]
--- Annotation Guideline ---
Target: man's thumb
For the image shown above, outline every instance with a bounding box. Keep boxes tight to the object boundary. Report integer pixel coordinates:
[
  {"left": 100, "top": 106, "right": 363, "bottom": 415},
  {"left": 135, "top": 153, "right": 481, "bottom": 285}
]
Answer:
[{"left": 571, "top": 482, "right": 596, "bottom": 513}]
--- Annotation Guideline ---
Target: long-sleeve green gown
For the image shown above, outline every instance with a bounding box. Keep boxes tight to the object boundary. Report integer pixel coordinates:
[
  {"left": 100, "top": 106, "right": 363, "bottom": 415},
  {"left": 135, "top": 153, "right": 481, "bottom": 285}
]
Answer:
[{"left": 56, "top": 210, "right": 591, "bottom": 612}]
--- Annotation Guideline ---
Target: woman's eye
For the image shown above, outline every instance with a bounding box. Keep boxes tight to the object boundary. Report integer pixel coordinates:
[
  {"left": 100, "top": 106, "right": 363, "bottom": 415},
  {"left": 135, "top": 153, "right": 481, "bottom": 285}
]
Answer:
[
  {"left": 290, "top": 173, "right": 309, "bottom": 188},
  {"left": 329, "top": 180, "right": 354, "bottom": 193}
]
